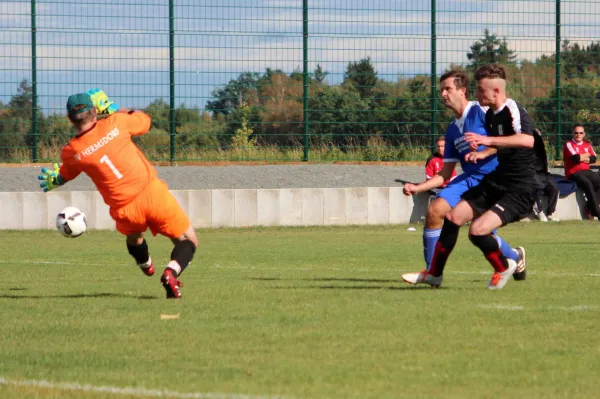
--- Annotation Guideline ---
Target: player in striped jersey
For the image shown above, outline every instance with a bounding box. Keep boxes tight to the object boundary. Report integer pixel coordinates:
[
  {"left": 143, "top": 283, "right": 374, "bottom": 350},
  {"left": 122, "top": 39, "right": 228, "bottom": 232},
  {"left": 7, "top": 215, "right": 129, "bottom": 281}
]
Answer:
[
  {"left": 404, "top": 64, "right": 544, "bottom": 290},
  {"left": 402, "top": 70, "right": 525, "bottom": 284}
]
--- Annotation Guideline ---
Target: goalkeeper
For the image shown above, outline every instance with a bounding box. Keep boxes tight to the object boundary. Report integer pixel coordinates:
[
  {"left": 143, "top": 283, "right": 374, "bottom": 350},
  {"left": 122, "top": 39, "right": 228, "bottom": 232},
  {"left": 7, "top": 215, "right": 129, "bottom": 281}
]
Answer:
[{"left": 38, "top": 89, "right": 197, "bottom": 299}]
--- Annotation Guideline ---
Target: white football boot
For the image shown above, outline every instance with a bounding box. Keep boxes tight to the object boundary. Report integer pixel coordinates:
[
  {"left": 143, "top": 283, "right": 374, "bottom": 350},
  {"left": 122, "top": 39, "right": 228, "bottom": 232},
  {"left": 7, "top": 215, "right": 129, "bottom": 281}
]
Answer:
[
  {"left": 402, "top": 270, "right": 443, "bottom": 287},
  {"left": 488, "top": 259, "right": 517, "bottom": 290}
]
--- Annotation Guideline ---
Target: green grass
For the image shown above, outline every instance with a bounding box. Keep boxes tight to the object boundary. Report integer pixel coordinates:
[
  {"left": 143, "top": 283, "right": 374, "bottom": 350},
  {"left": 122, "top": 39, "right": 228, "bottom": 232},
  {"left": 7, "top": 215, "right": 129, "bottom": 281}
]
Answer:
[
  {"left": 0, "top": 223, "right": 599, "bottom": 399},
  {"left": 4, "top": 144, "right": 431, "bottom": 163}
]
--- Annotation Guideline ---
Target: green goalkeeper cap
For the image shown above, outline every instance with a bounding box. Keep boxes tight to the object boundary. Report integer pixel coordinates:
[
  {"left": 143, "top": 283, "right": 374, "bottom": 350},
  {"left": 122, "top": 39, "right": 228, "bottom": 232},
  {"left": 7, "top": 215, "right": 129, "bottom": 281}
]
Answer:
[{"left": 66, "top": 93, "right": 94, "bottom": 115}]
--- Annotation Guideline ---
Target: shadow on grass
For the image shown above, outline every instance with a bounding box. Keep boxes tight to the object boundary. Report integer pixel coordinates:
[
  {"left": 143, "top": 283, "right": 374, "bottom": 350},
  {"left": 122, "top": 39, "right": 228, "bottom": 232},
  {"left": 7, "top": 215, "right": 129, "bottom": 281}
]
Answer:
[
  {"left": 250, "top": 276, "right": 453, "bottom": 290},
  {"left": 270, "top": 285, "right": 447, "bottom": 290},
  {"left": 317, "top": 285, "right": 444, "bottom": 290},
  {"left": 251, "top": 277, "right": 399, "bottom": 283},
  {"left": 0, "top": 292, "right": 158, "bottom": 300}
]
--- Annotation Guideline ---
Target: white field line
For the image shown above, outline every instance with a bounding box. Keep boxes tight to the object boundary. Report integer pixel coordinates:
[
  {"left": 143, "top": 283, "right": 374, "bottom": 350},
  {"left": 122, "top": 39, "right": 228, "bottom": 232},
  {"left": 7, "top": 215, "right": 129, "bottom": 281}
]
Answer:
[
  {"left": 477, "top": 304, "right": 599, "bottom": 312},
  {"left": 1, "top": 259, "right": 600, "bottom": 278},
  {"left": 0, "top": 377, "right": 288, "bottom": 399}
]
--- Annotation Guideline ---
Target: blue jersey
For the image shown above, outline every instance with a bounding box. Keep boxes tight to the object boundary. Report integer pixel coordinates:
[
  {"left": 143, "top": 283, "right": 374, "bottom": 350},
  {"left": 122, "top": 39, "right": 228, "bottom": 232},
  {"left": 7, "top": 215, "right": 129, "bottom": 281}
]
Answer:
[{"left": 443, "top": 101, "right": 498, "bottom": 176}]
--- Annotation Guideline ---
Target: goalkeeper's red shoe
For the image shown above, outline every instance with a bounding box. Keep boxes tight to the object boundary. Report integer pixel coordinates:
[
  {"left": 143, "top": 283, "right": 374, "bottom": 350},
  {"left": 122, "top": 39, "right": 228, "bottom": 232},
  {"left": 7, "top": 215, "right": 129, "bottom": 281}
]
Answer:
[
  {"left": 138, "top": 258, "right": 155, "bottom": 276},
  {"left": 161, "top": 268, "right": 183, "bottom": 299}
]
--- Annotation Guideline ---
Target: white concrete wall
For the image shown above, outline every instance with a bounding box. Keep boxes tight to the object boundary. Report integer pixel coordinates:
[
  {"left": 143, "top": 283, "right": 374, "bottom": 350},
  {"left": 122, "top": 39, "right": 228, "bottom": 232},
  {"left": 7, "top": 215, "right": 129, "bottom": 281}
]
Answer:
[{"left": 0, "top": 188, "right": 588, "bottom": 230}]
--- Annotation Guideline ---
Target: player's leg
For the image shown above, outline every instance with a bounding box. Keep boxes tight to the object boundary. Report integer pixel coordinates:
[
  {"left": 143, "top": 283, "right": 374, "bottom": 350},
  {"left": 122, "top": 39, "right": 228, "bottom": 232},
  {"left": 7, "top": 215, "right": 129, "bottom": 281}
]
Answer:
[
  {"left": 109, "top": 204, "right": 153, "bottom": 276},
  {"left": 145, "top": 179, "right": 197, "bottom": 298},
  {"left": 470, "top": 190, "right": 533, "bottom": 289},
  {"left": 160, "top": 225, "right": 196, "bottom": 299},
  {"left": 423, "top": 197, "right": 452, "bottom": 271},
  {"left": 402, "top": 199, "right": 475, "bottom": 287},
  {"left": 428, "top": 199, "right": 475, "bottom": 277},
  {"left": 166, "top": 225, "right": 198, "bottom": 277},
  {"left": 545, "top": 179, "right": 560, "bottom": 220},
  {"left": 126, "top": 232, "right": 154, "bottom": 276},
  {"left": 422, "top": 174, "right": 470, "bottom": 271},
  {"left": 418, "top": 179, "right": 491, "bottom": 284}
]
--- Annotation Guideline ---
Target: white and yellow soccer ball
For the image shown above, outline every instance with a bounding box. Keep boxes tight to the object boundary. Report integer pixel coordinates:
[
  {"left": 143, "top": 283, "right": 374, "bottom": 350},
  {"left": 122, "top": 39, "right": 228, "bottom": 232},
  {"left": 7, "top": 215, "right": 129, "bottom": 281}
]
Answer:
[{"left": 56, "top": 206, "right": 87, "bottom": 238}]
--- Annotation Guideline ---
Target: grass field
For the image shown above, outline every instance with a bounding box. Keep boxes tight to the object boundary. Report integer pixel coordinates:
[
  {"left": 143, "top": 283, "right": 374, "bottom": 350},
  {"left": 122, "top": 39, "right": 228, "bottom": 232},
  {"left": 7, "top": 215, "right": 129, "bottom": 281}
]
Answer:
[{"left": 0, "top": 222, "right": 599, "bottom": 399}]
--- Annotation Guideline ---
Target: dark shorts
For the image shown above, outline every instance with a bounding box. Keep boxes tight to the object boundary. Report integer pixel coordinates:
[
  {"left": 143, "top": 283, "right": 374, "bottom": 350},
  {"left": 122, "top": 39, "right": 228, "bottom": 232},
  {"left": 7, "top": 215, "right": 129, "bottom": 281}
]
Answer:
[{"left": 461, "top": 176, "right": 535, "bottom": 225}]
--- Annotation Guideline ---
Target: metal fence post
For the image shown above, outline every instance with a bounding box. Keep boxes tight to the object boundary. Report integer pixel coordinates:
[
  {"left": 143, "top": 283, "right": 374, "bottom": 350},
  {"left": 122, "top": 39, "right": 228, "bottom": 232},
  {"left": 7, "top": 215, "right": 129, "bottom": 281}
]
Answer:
[
  {"left": 302, "top": 0, "right": 309, "bottom": 162},
  {"left": 555, "top": 0, "right": 562, "bottom": 160},
  {"left": 430, "top": 0, "right": 437, "bottom": 151},
  {"left": 31, "top": 0, "right": 38, "bottom": 163},
  {"left": 169, "top": 0, "right": 176, "bottom": 163}
]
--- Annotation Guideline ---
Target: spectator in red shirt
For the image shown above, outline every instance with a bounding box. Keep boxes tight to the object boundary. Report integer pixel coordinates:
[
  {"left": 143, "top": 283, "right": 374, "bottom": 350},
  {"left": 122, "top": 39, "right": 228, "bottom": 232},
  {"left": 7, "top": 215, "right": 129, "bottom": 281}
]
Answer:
[
  {"left": 425, "top": 136, "right": 456, "bottom": 189},
  {"left": 563, "top": 124, "right": 600, "bottom": 219}
]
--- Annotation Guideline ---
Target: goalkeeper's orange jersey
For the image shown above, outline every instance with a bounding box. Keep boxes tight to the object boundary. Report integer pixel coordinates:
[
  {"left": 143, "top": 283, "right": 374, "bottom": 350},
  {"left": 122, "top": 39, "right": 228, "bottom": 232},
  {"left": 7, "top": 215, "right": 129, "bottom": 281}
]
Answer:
[{"left": 60, "top": 112, "right": 156, "bottom": 208}]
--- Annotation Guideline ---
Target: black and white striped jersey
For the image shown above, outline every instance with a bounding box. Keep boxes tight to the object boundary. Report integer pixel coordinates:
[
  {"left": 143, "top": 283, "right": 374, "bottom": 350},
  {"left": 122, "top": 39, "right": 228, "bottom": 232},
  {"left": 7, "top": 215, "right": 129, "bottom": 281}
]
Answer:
[{"left": 484, "top": 99, "right": 538, "bottom": 190}]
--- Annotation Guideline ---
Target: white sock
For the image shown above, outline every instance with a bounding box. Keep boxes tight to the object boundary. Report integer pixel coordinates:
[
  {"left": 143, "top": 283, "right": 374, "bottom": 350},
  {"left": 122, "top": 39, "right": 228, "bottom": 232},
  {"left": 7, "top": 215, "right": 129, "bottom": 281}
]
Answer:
[
  {"left": 167, "top": 260, "right": 182, "bottom": 276},
  {"left": 138, "top": 256, "right": 152, "bottom": 268}
]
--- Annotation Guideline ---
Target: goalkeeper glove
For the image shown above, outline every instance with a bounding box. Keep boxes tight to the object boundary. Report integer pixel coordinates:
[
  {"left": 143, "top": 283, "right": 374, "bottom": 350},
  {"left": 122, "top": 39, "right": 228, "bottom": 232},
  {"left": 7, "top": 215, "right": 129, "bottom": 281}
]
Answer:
[
  {"left": 38, "top": 163, "right": 65, "bottom": 192},
  {"left": 86, "top": 88, "right": 120, "bottom": 115}
]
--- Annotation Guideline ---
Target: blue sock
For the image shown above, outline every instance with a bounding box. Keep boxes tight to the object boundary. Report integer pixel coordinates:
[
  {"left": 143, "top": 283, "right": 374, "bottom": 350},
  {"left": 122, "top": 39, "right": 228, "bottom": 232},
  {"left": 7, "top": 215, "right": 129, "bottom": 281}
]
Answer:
[
  {"left": 494, "top": 232, "right": 519, "bottom": 262},
  {"left": 423, "top": 228, "right": 442, "bottom": 271}
]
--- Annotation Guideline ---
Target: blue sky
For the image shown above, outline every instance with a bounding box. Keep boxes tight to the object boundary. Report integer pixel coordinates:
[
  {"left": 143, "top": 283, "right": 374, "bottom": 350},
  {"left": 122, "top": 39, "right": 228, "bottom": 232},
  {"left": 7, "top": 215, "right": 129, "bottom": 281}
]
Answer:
[{"left": 1, "top": 0, "right": 599, "bottom": 115}]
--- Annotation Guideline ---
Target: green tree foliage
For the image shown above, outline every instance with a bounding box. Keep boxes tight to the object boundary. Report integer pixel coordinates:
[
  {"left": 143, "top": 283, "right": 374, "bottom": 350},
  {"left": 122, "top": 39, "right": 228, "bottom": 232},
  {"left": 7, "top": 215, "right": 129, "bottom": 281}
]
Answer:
[
  {"left": 206, "top": 72, "right": 262, "bottom": 116},
  {"left": 343, "top": 57, "right": 378, "bottom": 98},
  {"left": 561, "top": 40, "right": 600, "bottom": 79},
  {"left": 313, "top": 64, "right": 328, "bottom": 84},
  {"left": 0, "top": 80, "right": 42, "bottom": 159},
  {"left": 7, "top": 32, "right": 600, "bottom": 162},
  {"left": 309, "top": 85, "right": 370, "bottom": 147},
  {"left": 467, "top": 29, "right": 517, "bottom": 70}
]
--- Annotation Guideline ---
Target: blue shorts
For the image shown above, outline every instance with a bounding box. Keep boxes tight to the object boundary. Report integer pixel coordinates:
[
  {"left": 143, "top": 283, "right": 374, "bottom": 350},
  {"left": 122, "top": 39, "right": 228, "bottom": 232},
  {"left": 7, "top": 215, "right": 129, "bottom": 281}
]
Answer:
[{"left": 436, "top": 173, "right": 486, "bottom": 208}]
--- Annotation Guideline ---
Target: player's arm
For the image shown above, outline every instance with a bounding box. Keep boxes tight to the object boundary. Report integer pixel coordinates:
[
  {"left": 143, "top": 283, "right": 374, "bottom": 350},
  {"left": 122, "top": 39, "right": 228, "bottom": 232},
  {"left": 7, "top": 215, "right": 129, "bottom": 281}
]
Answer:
[
  {"left": 115, "top": 108, "right": 152, "bottom": 136},
  {"left": 464, "top": 132, "right": 534, "bottom": 149},
  {"left": 403, "top": 162, "right": 457, "bottom": 196},
  {"left": 464, "top": 146, "right": 497, "bottom": 163},
  {"left": 38, "top": 163, "right": 71, "bottom": 192}
]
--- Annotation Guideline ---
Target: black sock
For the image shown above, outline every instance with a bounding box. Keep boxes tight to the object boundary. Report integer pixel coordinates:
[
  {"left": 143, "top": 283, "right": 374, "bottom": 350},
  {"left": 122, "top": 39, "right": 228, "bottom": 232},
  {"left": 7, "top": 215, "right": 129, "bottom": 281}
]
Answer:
[
  {"left": 429, "top": 218, "right": 460, "bottom": 277},
  {"left": 469, "top": 234, "right": 508, "bottom": 272},
  {"left": 127, "top": 239, "right": 149, "bottom": 264},
  {"left": 170, "top": 240, "right": 196, "bottom": 276}
]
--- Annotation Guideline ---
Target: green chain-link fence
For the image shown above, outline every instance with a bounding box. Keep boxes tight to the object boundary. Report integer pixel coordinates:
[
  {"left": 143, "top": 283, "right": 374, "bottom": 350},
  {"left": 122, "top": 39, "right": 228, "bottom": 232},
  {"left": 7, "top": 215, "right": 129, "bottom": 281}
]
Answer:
[{"left": 1, "top": 0, "right": 599, "bottom": 163}]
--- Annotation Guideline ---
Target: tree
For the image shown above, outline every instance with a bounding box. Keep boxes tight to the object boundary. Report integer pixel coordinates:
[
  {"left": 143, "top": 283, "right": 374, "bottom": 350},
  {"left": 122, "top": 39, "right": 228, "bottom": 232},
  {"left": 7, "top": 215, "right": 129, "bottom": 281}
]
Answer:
[
  {"left": 9, "top": 79, "right": 35, "bottom": 118},
  {"left": 309, "top": 85, "right": 371, "bottom": 147},
  {"left": 314, "top": 64, "right": 328, "bottom": 84},
  {"left": 561, "top": 40, "right": 600, "bottom": 79},
  {"left": 343, "top": 57, "right": 378, "bottom": 98},
  {"left": 206, "top": 72, "right": 261, "bottom": 116},
  {"left": 467, "top": 29, "right": 517, "bottom": 69}
]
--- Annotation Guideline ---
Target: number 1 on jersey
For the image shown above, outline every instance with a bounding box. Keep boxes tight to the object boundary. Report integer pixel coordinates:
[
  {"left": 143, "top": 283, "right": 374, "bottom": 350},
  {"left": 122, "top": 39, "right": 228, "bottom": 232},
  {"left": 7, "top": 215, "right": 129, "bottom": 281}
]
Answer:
[{"left": 100, "top": 154, "right": 123, "bottom": 179}]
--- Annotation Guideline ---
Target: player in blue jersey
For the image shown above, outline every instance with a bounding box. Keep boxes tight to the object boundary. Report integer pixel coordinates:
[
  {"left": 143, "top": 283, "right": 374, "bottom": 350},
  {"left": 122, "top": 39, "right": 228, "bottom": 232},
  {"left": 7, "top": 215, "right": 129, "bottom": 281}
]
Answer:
[{"left": 401, "top": 70, "right": 526, "bottom": 283}]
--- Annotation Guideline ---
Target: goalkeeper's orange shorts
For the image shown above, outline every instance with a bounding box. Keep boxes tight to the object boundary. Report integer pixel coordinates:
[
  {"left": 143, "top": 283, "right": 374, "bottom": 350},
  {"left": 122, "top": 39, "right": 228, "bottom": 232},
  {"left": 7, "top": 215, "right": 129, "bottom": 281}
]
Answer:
[{"left": 109, "top": 178, "right": 190, "bottom": 239}]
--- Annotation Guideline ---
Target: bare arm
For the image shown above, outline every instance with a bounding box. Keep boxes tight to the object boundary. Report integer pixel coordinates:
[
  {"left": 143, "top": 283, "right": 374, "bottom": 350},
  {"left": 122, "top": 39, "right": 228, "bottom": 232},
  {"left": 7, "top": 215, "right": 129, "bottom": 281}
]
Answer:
[
  {"left": 465, "top": 132, "right": 534, "bottom": 149},
  {"left": 403, "top": 162, "right": 457, "bottom": 195},
  {"left": 464, "top": 146, "right": 498, "bottom": 163}
]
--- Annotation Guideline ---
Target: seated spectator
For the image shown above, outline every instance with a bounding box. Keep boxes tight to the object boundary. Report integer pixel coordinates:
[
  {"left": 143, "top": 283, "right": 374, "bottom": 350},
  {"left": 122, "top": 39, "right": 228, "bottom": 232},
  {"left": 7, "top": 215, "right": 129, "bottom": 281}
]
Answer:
[
  {"left": 563, "top": 124, "right": 600, "bottom": 219},
  {"left": 425, "top": 136, "right": 456, "bottom": 195},
  {"left": 532, "top": 129, "right": 560, "bottom": 222},
  {"left": 533, "top": 179, "right": 560, "bottom": 222}
]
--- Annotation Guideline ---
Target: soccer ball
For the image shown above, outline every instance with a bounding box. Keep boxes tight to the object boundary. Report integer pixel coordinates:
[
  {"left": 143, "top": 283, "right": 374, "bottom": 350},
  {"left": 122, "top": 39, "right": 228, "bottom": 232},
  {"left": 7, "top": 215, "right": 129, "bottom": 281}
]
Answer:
[{"left": 56, "top": 207, "right": 87, "bottom": 238}]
